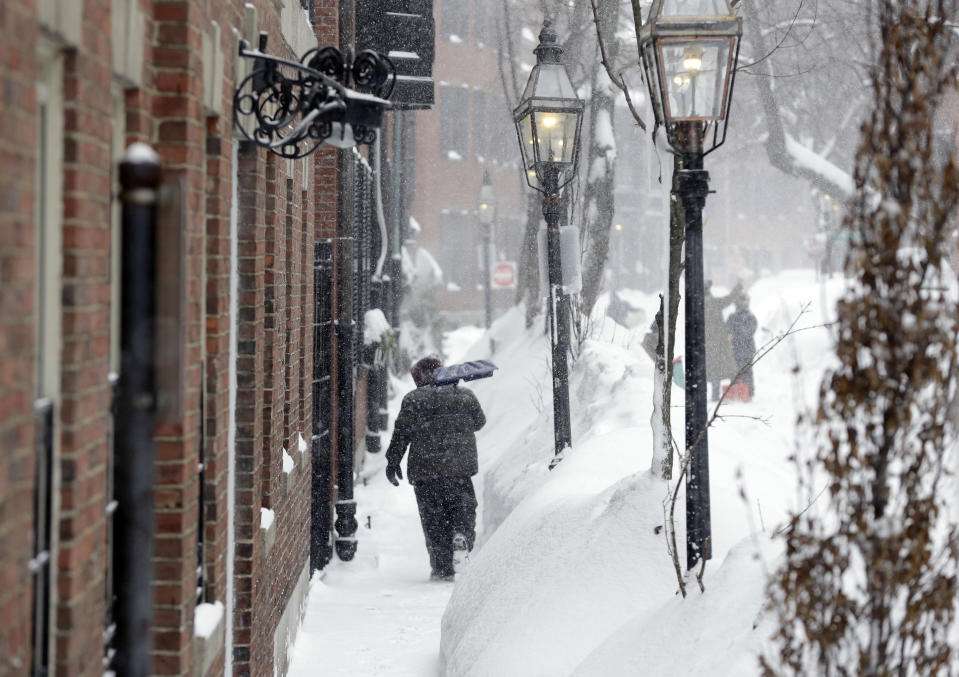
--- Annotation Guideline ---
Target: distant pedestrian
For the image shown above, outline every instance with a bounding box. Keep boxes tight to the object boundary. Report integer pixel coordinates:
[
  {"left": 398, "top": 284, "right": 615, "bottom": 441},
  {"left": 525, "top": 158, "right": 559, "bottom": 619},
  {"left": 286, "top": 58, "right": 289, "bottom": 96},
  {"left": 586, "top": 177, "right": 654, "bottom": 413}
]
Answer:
[
  {"left": 726, "top": 294, "right": 758, "bottom": 398},
  {"left": 385, "top": 356, "right": 487, "bottom": 581},
  {"left": 704, "top": 280, "right": 741, "bottom": 401}
]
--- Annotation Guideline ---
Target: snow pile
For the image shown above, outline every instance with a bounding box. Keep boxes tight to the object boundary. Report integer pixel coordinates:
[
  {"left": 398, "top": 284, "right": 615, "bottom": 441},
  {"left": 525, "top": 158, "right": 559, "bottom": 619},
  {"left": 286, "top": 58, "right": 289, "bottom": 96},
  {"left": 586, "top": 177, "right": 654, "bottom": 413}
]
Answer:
[
  {"left": 282, "top": 448, "right": 295, "bottom": 474},
  {"left": 260, "top": 507, "right": 275, "bottom": 531},
  {"left": 194, "top": 601, "right": 224, "bottom": 639},
  {"left": 441, "top": 270, "right": 853, "bottom": 676},
  {"left": 364, "top": 308, "right": 391, "bottom": 345}
]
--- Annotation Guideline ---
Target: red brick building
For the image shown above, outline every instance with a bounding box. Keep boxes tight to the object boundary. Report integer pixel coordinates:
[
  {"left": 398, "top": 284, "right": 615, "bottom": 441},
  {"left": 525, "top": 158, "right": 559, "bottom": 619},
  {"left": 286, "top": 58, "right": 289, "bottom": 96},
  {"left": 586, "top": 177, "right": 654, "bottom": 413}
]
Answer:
[
  {"left": 0, "top": 0, "right": 407, "bottom": 675},
  {"left": 410, "top": 0, "right": 527, "bottom": 325}
]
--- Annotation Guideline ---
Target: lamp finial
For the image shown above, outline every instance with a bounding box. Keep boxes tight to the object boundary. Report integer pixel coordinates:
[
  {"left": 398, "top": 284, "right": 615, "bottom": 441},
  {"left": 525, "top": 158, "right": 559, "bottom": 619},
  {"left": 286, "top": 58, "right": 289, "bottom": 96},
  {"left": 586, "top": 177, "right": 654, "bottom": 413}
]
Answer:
[{"left": 534, "top": 19, "right": 563, "bottom": 64}]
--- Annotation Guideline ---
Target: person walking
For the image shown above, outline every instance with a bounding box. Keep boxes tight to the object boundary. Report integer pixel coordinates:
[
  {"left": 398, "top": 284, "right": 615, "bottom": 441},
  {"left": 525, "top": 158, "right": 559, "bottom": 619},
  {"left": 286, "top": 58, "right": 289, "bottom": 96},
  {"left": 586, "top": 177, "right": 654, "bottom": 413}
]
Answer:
[
  {"left": 704, "top": 280, "right": 741, "bottom": 401},
  {"left": 726, "top": 293, "right": 758, "bottom": 398},
  {"left": 385, "top": 355, "right": 487, "bottom": 581}
]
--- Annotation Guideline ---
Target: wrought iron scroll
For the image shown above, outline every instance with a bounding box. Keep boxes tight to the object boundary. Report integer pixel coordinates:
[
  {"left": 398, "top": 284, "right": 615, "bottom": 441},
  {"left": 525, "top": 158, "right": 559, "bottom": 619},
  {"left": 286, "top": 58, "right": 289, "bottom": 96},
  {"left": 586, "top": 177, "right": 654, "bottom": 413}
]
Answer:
[{"left": 233, "top": 34, "right": 395, "bottom": 159}]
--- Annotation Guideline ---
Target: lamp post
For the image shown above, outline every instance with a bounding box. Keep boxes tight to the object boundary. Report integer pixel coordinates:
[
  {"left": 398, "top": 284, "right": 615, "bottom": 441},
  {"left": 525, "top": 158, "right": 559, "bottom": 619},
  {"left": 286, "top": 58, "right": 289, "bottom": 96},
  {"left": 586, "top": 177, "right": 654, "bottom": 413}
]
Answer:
[
  {"left": 639, "top": 0, "right": 742, "bottom": 571},
  {"left": 513, "top": 20, "right": 584, "bottom": 466},
  {"left": 478, "top": 171, "right": 495, "bottom": 341}
]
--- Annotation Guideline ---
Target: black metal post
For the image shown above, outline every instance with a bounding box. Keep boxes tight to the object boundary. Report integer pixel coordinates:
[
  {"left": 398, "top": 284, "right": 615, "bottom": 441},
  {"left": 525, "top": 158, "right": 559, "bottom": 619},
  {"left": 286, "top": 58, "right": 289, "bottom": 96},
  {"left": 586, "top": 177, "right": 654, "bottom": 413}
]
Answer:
[
  {"left": 482, "top": 221, "right": 493, "bottom": 336},
  {"left": 311, "top": 241, "right": 334, "bottom": 570},
  {"left": 542, "top": 167, "right": 572, "bottom": 467},
  {"left": 30, "top": 399, "right": 54, "bottom": 677},
  {"left": 677, "top": 129, "right": 713, "bottom": 572},
  {"left": 114, "top": 144, "right": 160, "bottom": 676},
  {"left": 334, "top": 317, "right": 358, "bottom": 561},
  {"left": 334, "top": 151, "right": 358, "bottom": 562}
]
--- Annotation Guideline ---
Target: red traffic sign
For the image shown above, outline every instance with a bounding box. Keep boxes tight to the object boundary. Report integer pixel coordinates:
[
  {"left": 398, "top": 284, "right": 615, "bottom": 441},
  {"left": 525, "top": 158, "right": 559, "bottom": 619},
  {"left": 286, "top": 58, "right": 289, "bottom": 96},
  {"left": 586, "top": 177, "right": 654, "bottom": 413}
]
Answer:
[{"left": 490, "top": 261, "right": 517, "bottom": 289}]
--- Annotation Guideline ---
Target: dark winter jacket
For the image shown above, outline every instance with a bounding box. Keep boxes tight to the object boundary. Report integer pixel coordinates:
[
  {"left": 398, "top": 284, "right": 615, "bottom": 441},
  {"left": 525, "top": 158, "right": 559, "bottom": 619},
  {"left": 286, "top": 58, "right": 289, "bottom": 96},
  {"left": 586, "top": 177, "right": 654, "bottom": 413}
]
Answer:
[
  {"left": 705, "top": 290, "right": 739, "bottom": 381},
  {"left": 726, "top": 307, "right": 758, "bottom": 367},
  {"left": 385, "top": 384, "right": 486, "bottom": 484}
]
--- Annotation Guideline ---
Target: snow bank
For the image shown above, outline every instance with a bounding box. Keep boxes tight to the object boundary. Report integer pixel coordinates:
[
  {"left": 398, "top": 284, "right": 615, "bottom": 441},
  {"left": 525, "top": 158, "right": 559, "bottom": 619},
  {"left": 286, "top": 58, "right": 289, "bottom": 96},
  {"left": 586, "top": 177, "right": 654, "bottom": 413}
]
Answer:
[
  {"left": 441, "top": 472, "right": 675, "bottom": 677},
  {"left": 571, "top": 538, "right": 781, "bottom": 676},
  {"left": 441, "top": 269, "right": 855, "bottom": 676},
  {"left": 480, "top": 338, "right": 655, "bottom": 535}
]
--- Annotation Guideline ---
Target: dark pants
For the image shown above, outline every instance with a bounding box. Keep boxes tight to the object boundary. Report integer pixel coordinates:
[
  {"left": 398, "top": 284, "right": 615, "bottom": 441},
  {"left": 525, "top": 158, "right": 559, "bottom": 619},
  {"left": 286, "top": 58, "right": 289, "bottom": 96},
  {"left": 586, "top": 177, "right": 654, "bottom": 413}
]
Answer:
[{"left": 413, "top": 476, "right": 477, "bottom": 576}]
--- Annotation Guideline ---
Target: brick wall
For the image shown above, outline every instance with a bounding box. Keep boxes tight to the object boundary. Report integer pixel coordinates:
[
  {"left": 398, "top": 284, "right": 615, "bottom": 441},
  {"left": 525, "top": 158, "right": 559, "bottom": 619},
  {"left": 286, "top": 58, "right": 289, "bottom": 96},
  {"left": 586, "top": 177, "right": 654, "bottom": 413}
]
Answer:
[
  {"left": 56, "top": 0, "right": 114, "bottom": 673},
  {"left": 0, "top": 0, "right": 39, "bottom": 673},
  {"left": 3, "top": 0, "right": 329, "bottom": 675}
]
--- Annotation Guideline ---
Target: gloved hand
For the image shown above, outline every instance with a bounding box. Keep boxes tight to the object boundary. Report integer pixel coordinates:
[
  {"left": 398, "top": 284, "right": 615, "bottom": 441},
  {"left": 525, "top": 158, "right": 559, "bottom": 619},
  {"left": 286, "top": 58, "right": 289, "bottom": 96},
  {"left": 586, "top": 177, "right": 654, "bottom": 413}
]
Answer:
[{"left": 386, "top": 463, "right": 403, "bottom": 487}]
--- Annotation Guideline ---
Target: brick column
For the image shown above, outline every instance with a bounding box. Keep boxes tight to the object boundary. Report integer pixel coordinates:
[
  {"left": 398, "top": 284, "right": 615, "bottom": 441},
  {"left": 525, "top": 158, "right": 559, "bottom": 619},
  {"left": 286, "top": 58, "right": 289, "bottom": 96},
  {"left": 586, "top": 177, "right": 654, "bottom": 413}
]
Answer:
[
  {"left": 0, "top": 0, "right": 39, "bottom": 671},
  {"left": 56, "top": 1, "right": 115, "bottom": 672}
]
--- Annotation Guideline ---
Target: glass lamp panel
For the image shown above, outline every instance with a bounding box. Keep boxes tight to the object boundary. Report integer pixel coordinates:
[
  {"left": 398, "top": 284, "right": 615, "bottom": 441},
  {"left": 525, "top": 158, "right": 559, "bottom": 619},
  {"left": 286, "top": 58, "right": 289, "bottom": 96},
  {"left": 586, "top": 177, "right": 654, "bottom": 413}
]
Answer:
[
  {"left": 655, "top": 0, "right": 732, "bottom": 16},
  {"left": 530, "top": 63, "right": 578, "bottom": 101},
  {"left": 659, "top": 38, "right": 731, "bottom": 120},
  {"left": 533, "top": 110, "right": 578, "bottom": 165},
  {"left": 519, "top": 64, "right": 540, "bottom": 102},
  {"left": 516, "top": 111, "right": 535, "bottom": 169}
]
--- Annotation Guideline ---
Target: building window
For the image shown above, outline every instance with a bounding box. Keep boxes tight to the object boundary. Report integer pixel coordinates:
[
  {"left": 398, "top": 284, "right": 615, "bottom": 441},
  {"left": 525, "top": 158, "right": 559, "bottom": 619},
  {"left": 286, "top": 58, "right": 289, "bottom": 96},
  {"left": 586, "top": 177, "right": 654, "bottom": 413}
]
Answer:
[
  {"left": 440, "top": 211, "right": 473, "bottom": 290},
  {"left": 488, "top": 94, "right": 515, "bottom": 164},
  {"left": 471, "top": 90, "right": 488, "bottom": 160},
  {"left": 33, "top": 43, "right": 64, "bottom": 677},
  {"left": 440, "top": 85, "right": 469, "bottom": 159},
  {"left": 498, "top": 215, "right": 524, "bottom": 266},
  {"left": 473, "top": 1, "right": 490, "bottom": 46},
  {"left": 441, "top": 0, "right": 469, "bottom": 42},
  {"left": 102, "top": 85, "right": 127, "bottom": 672}
]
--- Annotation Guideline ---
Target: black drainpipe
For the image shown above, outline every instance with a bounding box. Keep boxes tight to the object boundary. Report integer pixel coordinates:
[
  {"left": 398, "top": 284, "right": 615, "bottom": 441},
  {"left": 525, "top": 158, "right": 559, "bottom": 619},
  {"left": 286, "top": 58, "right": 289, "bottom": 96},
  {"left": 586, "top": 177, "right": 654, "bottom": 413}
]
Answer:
[{"left": 113, "top": 144, "right": 160, "bottom": 676}]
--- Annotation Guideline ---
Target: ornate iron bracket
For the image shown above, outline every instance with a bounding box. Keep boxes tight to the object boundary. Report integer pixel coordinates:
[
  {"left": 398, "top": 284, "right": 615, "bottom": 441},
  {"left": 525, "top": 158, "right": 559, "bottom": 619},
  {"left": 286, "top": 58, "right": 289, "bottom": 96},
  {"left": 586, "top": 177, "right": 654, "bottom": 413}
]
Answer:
[{"left": 233, "top": 33, "right": 395, "bottom": 159}]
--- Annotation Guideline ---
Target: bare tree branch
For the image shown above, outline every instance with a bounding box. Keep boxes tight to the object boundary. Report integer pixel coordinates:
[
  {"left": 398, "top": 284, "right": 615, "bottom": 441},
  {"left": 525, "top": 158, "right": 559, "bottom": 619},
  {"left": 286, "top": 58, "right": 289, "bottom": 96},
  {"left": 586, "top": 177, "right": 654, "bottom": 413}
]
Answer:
[{"left": 588, "top": 0, "right": 647, "bottom": 131}]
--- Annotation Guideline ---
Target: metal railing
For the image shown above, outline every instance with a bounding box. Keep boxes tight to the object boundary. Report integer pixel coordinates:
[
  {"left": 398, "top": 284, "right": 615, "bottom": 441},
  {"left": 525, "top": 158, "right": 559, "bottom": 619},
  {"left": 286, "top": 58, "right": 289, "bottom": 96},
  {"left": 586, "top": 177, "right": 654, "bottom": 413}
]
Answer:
[{"left": 30, "top": 398, "right": 54, "bottom": 677}]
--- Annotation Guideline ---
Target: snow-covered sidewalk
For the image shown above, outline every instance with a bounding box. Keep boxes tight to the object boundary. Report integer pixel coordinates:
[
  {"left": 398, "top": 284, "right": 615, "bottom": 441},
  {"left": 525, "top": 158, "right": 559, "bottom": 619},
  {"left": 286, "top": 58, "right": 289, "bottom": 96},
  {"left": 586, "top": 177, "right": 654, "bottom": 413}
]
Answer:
[
  {"left": 286, "top": 445, "right": 453, "bottom": 677},
  {"left": 287, "top": 329, "right": 487, "bottom": 677}
]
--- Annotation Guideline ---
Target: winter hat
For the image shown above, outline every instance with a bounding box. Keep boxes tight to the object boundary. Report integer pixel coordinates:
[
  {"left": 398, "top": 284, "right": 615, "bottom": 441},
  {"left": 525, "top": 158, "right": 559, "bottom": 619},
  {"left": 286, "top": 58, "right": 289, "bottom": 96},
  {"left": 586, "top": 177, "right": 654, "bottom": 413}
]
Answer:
[{"left": 411, "top": 355, "right": 443, "bottom": 387}]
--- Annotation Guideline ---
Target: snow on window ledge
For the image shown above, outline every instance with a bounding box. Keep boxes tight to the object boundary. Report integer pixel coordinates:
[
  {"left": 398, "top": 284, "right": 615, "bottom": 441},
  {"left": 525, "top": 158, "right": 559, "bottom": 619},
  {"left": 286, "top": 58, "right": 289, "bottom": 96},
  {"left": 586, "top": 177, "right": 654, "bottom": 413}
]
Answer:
[
  {"left": 260, "top": 507, "right": 276, "bottom": 556},
  {"left": 282, "top": 447, "right": 297, "bottom": 495},
  {"left": 193, "top": 601, "right": 225, "bottom": 676}
]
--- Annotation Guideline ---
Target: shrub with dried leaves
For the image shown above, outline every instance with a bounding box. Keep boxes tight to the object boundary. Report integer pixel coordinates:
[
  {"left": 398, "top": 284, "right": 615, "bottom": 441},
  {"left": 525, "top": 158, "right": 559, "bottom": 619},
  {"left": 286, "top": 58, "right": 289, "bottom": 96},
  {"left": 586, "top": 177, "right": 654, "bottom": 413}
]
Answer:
[{"left": 763, "top": 2, "right": 959, "bottom": 675}]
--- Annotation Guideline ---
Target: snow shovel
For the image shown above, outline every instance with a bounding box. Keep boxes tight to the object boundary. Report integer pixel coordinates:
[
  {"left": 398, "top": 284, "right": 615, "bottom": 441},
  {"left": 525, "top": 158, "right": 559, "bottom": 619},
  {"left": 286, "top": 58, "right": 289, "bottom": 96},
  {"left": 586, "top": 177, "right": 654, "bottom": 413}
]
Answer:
[{"left": 431, "top": 360, "right": 498, "bottom": 386}]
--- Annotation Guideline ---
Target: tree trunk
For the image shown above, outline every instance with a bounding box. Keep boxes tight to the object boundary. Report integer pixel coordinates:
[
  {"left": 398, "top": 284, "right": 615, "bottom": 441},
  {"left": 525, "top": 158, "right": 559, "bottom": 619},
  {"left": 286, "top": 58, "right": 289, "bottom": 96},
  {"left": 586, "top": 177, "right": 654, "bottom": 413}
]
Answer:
[
  {"left": 741, "top": 0, "right": 855, "bottom": 200},
  {"left": 577, "top": 0, "right": 620, "bottom": 316},
  {"left": 519, "top": 187, "right": 542, "bottom": 328},
  {"left": 651, "top": 155, "right": 685, "bottom": 479}
]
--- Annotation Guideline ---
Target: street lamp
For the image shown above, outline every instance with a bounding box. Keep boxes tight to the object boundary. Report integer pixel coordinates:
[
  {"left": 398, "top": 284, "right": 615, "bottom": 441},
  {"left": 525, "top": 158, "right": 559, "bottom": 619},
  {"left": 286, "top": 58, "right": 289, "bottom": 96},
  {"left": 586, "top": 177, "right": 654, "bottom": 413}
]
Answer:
[
  {"left": 513, "top": 19, "right": 584, "bottom": 466},
  {"left": 478, "top": 170, "right": 496, "bottom": 341},
  {"left": 639, "top": 0, "right": 742, "bottom": 571}
]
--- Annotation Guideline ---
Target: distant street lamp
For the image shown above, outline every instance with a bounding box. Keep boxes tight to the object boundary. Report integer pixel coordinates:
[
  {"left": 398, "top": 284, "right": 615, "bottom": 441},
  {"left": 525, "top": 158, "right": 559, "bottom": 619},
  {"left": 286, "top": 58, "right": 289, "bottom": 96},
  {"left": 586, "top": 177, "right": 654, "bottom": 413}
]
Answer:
[
  {"left": 478, "top": 170, "right": 496, "bottom": 340},
  {"left": 513, "top": 19, "right": 584, "bottom": 465},
  {"left": 639, "top": 0, "right": 742, "bottom": 571}
]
